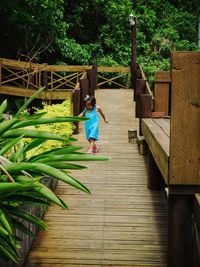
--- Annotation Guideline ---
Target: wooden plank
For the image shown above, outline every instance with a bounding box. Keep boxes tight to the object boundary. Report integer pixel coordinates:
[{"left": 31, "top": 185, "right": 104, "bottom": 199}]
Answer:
[
  {"left": 48, "top": 65, "right": 91, "bottom": 72},
  {"left": 0, "top": 85, "right": 73, "bottom": 100},
  {"left": 25, "top": 89, "right": 167, "bottom": 267},
  {"left": 152, "top": 118, "right": 170, "bottom": 137},
  {"left": 136, "top": 94, "right": 152, "bottom": 118},
  {"left": 1, "top": 57, "right": 41, "bottom": 69},
  {"left": 141, "top": 118, "right": 169, "bottom": 184},
  {"left": 147, "top": 148, "right": 166, "bottom": 190},
  {"left": 97, "top": 66, "right": 130, "bottom": 73},
  {"left": 154, "top": 79, "right": 170, "bottom": 116},
  {"left": 140, "top": 66, "right": 154, "bottom": 99},
  {"left": 170, "top": 52, "right": 200, "bottom": 185},
  {"left": 155, "top": 71, "right": 171, "bottom": 83}
]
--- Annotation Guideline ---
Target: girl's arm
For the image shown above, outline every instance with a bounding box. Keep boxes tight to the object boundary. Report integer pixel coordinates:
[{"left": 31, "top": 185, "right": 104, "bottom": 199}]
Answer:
[
  {"left": 78, "top": 111, "right": 84, "bottom": 117},
  {"left": 78, "top": 108, "right": 86, "bottom": 117},
  {"left": 97, "top": 106, "right": 108, "bottom": 123}
]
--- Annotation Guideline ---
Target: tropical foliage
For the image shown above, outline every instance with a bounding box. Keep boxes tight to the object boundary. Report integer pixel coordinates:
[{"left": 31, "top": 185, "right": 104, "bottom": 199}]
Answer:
[
  {"left": 0, "top": 88, "right": 108, "bottom": 262},
  {"left": 0, "top": 0, "right": 198, "bottom": 80}
]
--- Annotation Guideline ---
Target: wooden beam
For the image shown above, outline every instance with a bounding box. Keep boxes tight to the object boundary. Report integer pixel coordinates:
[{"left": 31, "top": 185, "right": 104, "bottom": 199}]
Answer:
[
  {"left": 141, "top": 118, "right": 169, "bottom": 184},
  {"left": 73, "top": 89, "right": 80, "bottom": 134},
  {"left": 0, "top": 86, "right": 73, "bottom": 100},
  {"left": 147, "top": 148, "right": 166, "bottom": 190},
  {"left": 168, "top": 194, "right": 194, "bottom": 267},
  {"left": 136, "top": 94, "right": 152, "bottom": 118},
  {"left": 154, "top": 71, "right": 171, "bottom": 116},
  {"left": 170, "top": 52, "right": 200, "bottom": 185},
  {"left": 48, "top": 65, "right": 91, "bottom": 72},
  {"left": 97, "top": 66, "right": 130, "bottom": 73},
  {"left": 80, "top": 78, "right": 89, "bottom": 112}
]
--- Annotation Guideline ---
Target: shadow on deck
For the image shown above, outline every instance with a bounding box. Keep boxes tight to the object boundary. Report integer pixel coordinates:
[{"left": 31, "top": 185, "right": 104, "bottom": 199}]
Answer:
[{"left": 25, "top": 89, "right": 168, "bottom": 267}]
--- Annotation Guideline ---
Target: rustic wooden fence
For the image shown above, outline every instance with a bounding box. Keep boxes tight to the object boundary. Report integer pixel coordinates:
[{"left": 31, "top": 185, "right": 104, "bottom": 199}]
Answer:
[
  {"left": 0, "top": 58, "right": 98, "bottom": 133},
  {"left": 97, "top": 66, "right": 130, "bottom": 89},
  {"left": 134, "top": 52, "right": 200, "bottom": 267}
]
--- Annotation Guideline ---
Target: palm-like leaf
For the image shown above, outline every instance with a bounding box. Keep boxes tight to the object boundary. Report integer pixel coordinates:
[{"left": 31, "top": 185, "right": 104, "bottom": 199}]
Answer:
[{"left": 0, "top": 88, "right": 109, "bottom": 263}]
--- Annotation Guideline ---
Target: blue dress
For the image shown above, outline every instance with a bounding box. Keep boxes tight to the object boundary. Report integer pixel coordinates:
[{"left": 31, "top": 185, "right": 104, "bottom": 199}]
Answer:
[{"left": 84, "top": 107, "right": 99, "bottom": 141}]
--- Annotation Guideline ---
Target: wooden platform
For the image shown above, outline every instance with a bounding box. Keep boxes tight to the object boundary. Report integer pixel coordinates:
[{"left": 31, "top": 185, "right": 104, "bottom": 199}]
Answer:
[
  {"left": 141, "top": 118, "right": 170, "bottom": 184},
  {"left": 25, "top": 89, "right": 167, "bottom": 267}
]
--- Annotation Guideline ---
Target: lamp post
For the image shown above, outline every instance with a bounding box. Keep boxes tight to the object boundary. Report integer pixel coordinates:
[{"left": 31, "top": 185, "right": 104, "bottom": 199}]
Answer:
[{"left": 129, "top": 13, "right": 137, "bottom": 64}]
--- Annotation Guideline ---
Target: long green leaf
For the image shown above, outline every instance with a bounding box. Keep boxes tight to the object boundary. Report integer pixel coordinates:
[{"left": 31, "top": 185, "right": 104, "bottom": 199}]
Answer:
[
  {"left": 0, "top": 99, "right": 7, "bottom": 116},
  {"left": 2, "top": 129, "right": 70, "bottom": 142},
  {"left": 5, "top": 162, "right": 90, "bottom": 193},
  {"left": 46, "top": 162, "right": 87, "bottom": 170},
  {"left": 23, "top": 139, "right": 47, "bottom": 153},
  {"left": 0, "top": 136, "right": 23, "bottom": 156},
  {"left": 12, "top": 219, "right": 35, "bottom": 238},
  {"left": 34, "top": 183, "right": 68, "bottom": 209},
  {"left": 31, "top": 153, "right": 109, "bottom": 163},
  {"left": 2, "top": 195, "right": 50, "bottom": 207},
  {"left": 28, "top": 146, "right": 83, "bottom": 162},
  {"left": 14, "top": 176, "right": 68, "bottom": 209},
  {"left": 0, "top": 232, "right": 20, "bottom": 260},
  {"left": 7, "top": 206, "right": 48, "bottom": 230},
  {"left": 0, "top": 243, "right": 18, "bottom": 263},
  {"left": 12, "top": 116, "right": 87, "bottom": 129},
  {"left": 0, "top": 182, "right": 34, "bottom": 193},
  {"left": 15, "top": 87, "right": 45, "bottom": 117},
  {"left": 0, "top": 208, "right": 13, "bottom": 235},
  {"left": 0, "top": 118, "right": 19, "bottom": 136},
  {"left": 0, "top": 225, "right": 9, "bottom": 236}
]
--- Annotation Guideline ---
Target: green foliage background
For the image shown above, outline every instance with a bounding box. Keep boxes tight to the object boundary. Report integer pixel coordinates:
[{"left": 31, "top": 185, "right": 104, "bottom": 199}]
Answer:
[{"left": 0, "top": 0, "right": 198, "bottom": 79}]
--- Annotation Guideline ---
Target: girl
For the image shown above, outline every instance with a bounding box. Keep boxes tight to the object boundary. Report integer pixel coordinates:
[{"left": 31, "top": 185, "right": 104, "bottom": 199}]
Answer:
[{"left": 79, "top": 95, "right": 108, "bottom": 154}]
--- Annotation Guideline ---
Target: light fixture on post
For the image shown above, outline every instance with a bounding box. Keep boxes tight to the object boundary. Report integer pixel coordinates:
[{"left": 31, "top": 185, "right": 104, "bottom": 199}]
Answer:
[
  {"left": 129, "top": 13, "right": 137, "bottom": 64},
  {"left": 129, "top": 13, "right": 135, "bottom": 26}
]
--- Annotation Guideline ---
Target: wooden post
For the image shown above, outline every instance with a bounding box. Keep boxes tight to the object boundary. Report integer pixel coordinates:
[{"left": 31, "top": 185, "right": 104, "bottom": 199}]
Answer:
[
  {"left": 170, "top": 52, "right": 200, "bottom": 185},
  {"left": 93, "top": 64, "right": 97, "bottom": 94},
  {"left": 73, "top": 89, "right": 80, "bottom": 134},
  {"left": 87, "top": 64, "right": 97, "bottom": 97},
  {"left": 147, "top": 148, "right": 166, "bottom": 190},
  {"left": 136, "top": 94, "right": 152, "bottom": 118},
  {"left": 168, "top": 194, "right": 194, "bottom": 267},
  {"left": 130, "top": 63, "right": 141, "bottom": 92},
  {"left": 41, "top": 64, "right": 48, "bottom": 89},
  {"left": 80, "top": 78, "right": 89, "bottom": 112},
  {"left": 154, "top": 71, "right": 171, "bottom": 116},
  {"left": 134, "top": 79, "right": 146, "bottom": 101},
  {"left": 130, "top": 15, "right": 137, "bottom": 64}
]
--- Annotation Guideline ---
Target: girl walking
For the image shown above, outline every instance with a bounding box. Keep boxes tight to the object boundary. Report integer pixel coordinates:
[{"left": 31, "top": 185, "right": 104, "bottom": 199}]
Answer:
[{"left": 79, "top": 95, "right": 108, "bottom": 154}]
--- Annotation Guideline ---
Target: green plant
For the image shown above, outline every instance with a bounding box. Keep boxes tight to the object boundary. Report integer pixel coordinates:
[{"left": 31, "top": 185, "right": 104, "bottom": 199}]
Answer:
[
  {"left": 31, "top": 99, "right": 75, "bottom": 153},
  {"left": 0, "top": 87, "right": 109, "bottom": 262}
]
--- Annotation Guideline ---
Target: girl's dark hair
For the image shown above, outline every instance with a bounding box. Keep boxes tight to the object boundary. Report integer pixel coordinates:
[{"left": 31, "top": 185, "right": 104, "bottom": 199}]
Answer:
[{"left": 84, "top": 95, "right": 96, "bottom": 107}]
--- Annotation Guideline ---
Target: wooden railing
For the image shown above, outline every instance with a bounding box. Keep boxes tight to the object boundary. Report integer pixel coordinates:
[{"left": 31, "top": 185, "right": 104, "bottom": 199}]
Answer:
[
  {"left": 0, "top": 58, "right": 92, "bottom": 101},
  {"left": 97, "top": 66, "right": 130, "bottom": 89},
  {"left": 0, "top": 58, "right": 98, "bottom": 133},
  {"left": 135, "top": 52, "right": 200, "bottom": 267}
]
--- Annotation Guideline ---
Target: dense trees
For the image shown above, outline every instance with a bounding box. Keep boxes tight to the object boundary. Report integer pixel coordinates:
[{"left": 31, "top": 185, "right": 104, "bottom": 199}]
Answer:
[{"left": 0, "top": 0, "right": 198, "bottom": 78}]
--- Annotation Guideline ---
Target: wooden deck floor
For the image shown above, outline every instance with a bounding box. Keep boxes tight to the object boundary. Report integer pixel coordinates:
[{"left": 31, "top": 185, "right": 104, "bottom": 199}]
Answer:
[{"left": 25, "top": 89, "right": 168, "bottom": 267}]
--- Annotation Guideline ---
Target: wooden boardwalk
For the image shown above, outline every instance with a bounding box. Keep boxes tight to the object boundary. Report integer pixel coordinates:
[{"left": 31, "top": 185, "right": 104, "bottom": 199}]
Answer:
[{"left": 25, "top": 89, "right": 167, "bottom": 267}]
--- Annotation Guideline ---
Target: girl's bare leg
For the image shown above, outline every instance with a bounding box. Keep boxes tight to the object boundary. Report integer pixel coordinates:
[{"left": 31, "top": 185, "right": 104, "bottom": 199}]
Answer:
[{"left": 88, "top": 138, "right": 95, "bottom": 153}]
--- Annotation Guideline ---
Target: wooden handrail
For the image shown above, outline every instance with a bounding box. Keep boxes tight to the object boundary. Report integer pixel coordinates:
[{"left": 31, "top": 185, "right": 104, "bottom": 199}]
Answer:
[{"left": 139, "top": 65, "right": 154, "bottom": 99}]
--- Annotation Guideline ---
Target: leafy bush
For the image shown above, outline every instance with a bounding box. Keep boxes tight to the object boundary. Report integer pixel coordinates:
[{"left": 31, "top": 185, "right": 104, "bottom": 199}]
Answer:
[{"left": 32, "top": 99, "right": 75, "bottom": 153}]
